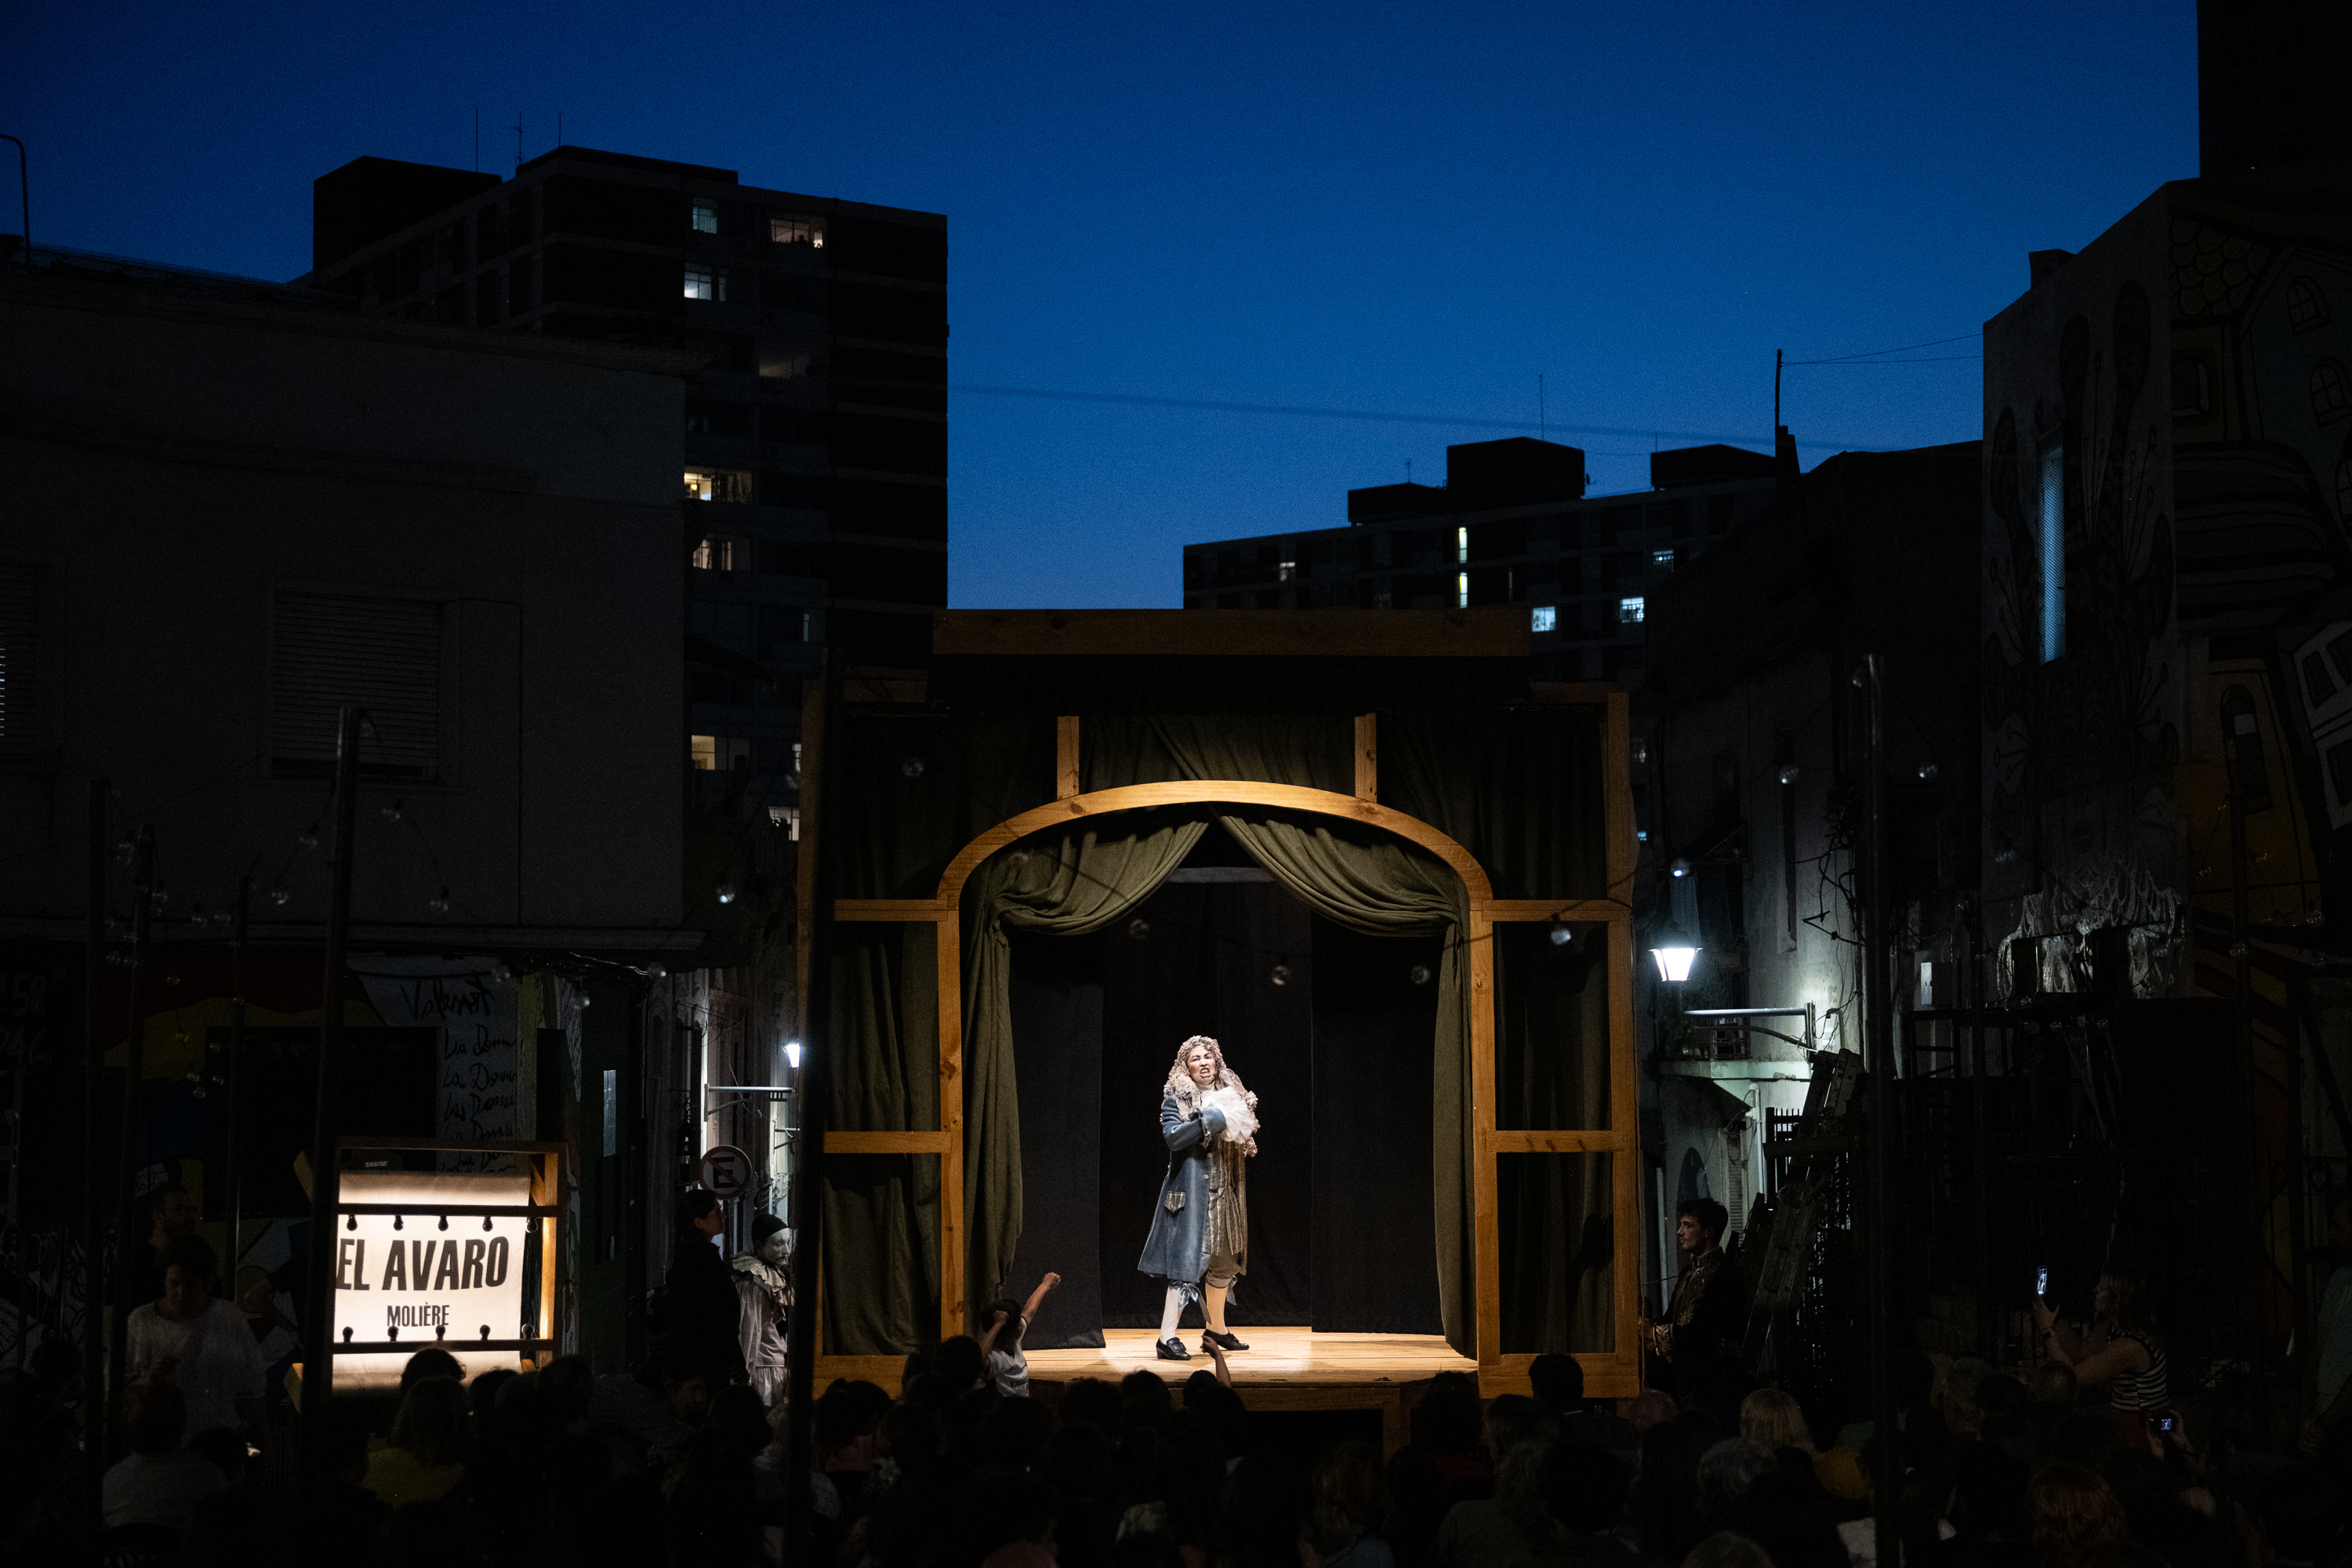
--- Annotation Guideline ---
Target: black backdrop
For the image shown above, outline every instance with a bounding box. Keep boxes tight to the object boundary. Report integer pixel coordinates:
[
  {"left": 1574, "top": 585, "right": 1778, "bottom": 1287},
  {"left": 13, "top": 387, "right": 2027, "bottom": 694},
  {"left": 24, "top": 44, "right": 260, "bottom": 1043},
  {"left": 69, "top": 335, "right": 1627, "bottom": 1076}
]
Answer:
[{"left": 1002, "top": 827, "right": 1444, "bottom": 1345}]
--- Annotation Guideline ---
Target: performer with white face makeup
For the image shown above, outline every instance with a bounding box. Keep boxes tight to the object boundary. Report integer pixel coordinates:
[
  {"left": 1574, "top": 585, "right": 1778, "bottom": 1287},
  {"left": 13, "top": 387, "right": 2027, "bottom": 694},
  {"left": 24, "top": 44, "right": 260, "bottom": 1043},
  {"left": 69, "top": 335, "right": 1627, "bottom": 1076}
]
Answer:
[
  {"left": 731, "top": 1213, "right": 793, "bottom": 1403},
  {"left": 1136, "top": 1034, "right": 1259, "bottom": 1360}
]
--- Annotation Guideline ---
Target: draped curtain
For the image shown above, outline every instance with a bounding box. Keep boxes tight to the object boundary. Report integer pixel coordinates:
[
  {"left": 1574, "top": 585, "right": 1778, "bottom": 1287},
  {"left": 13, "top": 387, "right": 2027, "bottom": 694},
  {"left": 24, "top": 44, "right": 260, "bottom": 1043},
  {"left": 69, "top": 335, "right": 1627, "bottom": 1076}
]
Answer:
[{"left": 960, "top": 815, "right": 1208, "bottom": 1326}]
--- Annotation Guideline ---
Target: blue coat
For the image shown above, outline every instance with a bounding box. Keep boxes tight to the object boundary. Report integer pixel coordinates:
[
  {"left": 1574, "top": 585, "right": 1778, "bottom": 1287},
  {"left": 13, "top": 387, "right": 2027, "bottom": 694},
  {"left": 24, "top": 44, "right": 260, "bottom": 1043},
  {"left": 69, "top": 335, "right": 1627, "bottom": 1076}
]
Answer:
[{"left": 1135, "top": 1091, "right": 1229, "bottom": 1285}]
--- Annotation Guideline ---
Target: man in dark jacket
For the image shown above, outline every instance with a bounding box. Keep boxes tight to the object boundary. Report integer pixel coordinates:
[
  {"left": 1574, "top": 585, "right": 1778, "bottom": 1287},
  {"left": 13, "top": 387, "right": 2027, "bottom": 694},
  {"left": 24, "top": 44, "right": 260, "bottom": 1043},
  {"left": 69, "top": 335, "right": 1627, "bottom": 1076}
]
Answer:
[
  {"left": 665, "top": 1188, "right": 745, "bottom": 1381},
  {"left": 1641, "top": 1197, "right": 1748, "bottom": 1416}
]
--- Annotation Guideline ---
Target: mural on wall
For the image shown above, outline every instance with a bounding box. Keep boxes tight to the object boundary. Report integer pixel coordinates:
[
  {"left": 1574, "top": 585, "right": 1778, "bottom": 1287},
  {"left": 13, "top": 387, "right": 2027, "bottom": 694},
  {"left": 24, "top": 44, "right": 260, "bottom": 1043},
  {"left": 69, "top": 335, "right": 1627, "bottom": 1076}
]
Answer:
[{"left": 1984, "top": 278, "right": 2185, "bottom": 998}]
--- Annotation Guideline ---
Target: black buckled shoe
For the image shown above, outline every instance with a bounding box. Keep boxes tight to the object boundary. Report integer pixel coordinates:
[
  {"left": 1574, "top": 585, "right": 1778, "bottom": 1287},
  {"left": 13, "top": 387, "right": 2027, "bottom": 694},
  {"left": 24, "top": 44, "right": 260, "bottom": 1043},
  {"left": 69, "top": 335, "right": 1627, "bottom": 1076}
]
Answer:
[
  {"left": 1201, "top": 1328, "right": 1249, "bottom": 1352},
  {"left": 1156, "top": 1337, "right": 1192, "bottom": 1361}
]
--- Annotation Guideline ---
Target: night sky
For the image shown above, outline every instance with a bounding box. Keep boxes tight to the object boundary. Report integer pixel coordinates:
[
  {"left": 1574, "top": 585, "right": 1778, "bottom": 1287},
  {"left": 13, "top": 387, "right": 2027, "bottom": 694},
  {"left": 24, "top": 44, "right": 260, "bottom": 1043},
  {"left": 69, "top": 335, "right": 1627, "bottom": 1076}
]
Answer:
[{"left": 9, "top": 2, "right": 2196, "bottom": 607}]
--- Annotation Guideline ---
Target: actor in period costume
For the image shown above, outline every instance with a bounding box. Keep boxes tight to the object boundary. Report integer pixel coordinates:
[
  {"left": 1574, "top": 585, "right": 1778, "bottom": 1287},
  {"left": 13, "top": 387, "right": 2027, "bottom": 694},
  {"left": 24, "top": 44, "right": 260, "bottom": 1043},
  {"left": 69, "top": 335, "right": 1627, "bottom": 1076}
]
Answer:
[
  {"left": 1136, "top": 1035, "right": 1259, "bottom": 1361},
  {"left": 1639, "top": 1196, "right": 1748, "bottom": 1414},
  {"left": 731, "top": 1213, "right": 793, "bottom": 1403}
]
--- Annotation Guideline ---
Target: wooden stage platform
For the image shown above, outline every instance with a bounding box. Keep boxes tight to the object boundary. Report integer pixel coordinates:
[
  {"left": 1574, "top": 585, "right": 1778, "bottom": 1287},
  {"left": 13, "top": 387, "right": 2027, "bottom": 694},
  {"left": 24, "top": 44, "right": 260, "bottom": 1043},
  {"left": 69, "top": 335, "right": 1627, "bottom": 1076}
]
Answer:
[{"left": 818, "top": 1328, "right": 1483, "bottom": 1453}]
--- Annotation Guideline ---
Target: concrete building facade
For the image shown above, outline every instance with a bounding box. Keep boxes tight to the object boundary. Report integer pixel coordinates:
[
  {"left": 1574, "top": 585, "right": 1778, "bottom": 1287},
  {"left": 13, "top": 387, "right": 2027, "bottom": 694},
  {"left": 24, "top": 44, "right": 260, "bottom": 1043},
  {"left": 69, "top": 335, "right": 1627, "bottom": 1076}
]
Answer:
[{"left": 302, "top": 147, "right": 949, "bottom": 820}]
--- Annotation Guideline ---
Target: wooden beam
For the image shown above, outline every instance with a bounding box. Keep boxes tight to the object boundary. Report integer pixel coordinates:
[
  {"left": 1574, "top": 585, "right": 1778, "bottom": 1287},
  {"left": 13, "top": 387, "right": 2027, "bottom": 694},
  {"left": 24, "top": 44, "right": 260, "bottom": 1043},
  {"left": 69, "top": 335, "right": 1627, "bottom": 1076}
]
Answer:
[
  {"left": 931, "top": 606, "right": 1530, "bottom": 660},
  {"left": 932, "top": 782, "right": 1495, "bottom": 906},
  {"left": 1479, "top": 1352, "right": 1642, "bottom": 1399},
  {"left": 1479, "top": 1130, "right": 1632, "bottom": 1154},
  {"left": 1056, "top": 716, "right": 1081, "bottom": 800},
  {"left": 1469, "top": 910, "right": 1501, "bottom": 1367},
  {"left": 825, "top": 1131, "right": 949, "bottom": 1155},
  {"left": 1354, "top": 713, "right": 1377, "bottom": 802},
  {"left": 938, "top": 916, "right": 965, "bottom": 1339},
  {"left": 1475, "top": 899, "right": 1630, "bottom": 924},
  {"left": 833, "top": 900, "right": 949, "bottom": 921}
]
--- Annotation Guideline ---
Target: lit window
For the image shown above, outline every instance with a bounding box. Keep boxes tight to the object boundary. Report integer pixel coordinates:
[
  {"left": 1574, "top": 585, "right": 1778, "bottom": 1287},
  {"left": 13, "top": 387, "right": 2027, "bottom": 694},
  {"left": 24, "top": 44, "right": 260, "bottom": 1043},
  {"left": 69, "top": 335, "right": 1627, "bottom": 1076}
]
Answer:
[
  {"left": 1619, "top": 597, "right": 1645, "bottom": 623},
  {"left": 691, "top": 201, "right": 719, "bottom": 234},
  {"left": 768, "top": 803, "right": 802, "bottom": 839},
  {"left": 1531, "top": 604, "right": 1557, "bottom": 633},
  {"left": 770, "top": 216, "right": 825, "bottom": 248},
  {"left": 2038, "top": 445, "right": 2065, "bottom": 660},
  {"left": 684, "top": 468, "right": 753, "bottom": 503},
  {"left": 684, "top": 266, "right": 724, "bottom": 302},
  {"left": 691, "top": 735, "right": 751, "bottom": 771},
  {"left": 1652, "top": 548, "right": 1675, "bottom": 569},
  {"left": 1457, "top": 572, "right": 1470, "bottom": 608},
  {"left": 1456, "top": 526, "right": 1469, "bottom": 564},
  {"left": 2314, "top": 360, "right": 2350, "bottom": 425},
  {"left": 691, "top": 535, "right": 741, "bottom": 572},
  {"left": 2289, "top": 277, "right": 2332, "bottom": 335},
  {"left": 801, "top": 608, "right": 826, "bottom": 643},
  {"left": 691, "top": 735, "right": 717, "bottom": 770},
  {"left": 759, "top": 347, "right": 812, "bottom": 380},
  {"left": 1278, "top": 557, "right": 1297, "bottom": 583}
]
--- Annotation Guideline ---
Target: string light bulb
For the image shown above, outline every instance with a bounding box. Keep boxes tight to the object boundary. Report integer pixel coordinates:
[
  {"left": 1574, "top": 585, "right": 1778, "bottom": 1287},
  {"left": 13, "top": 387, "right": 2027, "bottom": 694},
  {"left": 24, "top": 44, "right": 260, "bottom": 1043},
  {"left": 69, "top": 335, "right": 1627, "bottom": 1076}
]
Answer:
[
  {"left": 269, "top": 885, "right": 291, "bottom": 906},
  {"left": 297, "top": 822, "right": 321, "bottom": 851},
  {"left": 715, "top": 883, "right": 737, "bottom": 905}
]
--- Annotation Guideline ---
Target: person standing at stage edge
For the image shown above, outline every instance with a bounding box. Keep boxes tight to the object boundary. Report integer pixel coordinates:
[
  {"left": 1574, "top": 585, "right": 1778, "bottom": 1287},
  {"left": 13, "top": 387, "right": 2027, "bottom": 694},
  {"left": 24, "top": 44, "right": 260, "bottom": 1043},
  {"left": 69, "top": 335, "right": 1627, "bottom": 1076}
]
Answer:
[
  {"left": 1137, "top": 1034, "right": 1259, "bottom": 1361},
  {"left": 1639, "top": 1196, "right": 1748, "bottom": 1414}
]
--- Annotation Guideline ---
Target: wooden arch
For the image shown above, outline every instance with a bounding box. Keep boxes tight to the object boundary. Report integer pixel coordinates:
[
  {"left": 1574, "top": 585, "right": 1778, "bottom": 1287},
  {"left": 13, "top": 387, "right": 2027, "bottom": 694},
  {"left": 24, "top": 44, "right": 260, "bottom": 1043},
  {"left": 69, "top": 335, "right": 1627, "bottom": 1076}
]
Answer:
[{"left": 822, "top": 704, "right": 1640, "bottom": 1396}]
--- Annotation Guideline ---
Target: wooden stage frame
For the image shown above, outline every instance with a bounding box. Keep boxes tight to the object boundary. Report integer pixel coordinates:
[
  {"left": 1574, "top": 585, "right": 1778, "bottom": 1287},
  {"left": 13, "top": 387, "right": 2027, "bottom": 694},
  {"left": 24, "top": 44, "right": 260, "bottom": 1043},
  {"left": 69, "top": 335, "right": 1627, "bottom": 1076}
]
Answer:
[{"left": 815, "top": 687, "right": 1641, "bottom": 1399}]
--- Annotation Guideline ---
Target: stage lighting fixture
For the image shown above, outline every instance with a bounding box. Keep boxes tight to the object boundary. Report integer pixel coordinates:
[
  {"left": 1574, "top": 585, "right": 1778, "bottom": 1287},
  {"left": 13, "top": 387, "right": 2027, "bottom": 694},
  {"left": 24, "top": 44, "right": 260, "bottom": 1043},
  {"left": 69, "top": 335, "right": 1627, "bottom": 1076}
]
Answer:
[
  {"left": 1409, "top": 964, "right": 1432, "bottom": 985},
  {"left": 1270, "top": 963, "right": 1291, "bottom": 986}
]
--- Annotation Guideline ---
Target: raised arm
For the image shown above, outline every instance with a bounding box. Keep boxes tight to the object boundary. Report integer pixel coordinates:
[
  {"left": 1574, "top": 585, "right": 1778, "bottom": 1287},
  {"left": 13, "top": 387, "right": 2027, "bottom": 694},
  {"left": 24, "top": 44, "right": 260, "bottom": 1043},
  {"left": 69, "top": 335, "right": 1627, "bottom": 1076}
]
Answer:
[
  {"left": 1161, "top": 1093, "right": 1225, "bottom": 1151},
  {"left": 1022, "top": 1272, "right": 1062, "bottom": 1326}
]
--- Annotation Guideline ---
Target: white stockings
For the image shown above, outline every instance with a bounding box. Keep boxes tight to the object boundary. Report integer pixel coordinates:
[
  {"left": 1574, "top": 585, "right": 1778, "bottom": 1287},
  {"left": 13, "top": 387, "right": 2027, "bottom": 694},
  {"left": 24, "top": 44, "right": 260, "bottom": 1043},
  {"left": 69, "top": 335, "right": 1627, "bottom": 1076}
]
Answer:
[{"left": 1159, "top": 1283, "right": 1184, "bottom": 1341}]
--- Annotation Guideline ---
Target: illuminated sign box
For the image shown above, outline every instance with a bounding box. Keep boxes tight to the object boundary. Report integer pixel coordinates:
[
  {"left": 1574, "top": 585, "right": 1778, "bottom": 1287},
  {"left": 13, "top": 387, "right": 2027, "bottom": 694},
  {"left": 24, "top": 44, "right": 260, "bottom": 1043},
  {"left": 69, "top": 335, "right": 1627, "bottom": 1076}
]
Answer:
[{"left": 323, "top": 1145, "right": 564, "bottom": 1391}]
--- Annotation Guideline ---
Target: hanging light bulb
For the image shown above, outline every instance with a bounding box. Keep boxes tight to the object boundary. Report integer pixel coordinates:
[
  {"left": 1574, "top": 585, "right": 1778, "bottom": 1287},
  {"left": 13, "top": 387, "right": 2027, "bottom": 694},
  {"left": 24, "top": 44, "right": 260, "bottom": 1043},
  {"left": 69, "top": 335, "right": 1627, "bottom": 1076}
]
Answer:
[
  {"left": 1269, "top": 962, "right": 1291, "bottom": 987},
  {"left": 1127, "top": 917, "right": 1150, "bottom": 940},
  {"left": 1409, "top": 964, "right": 1432, "bottom": 985},
  {"left": 269, "top": 885, "right": 291, "bottom": 907},
  {"left": 716, "top": 883, "right": 737, "bottom": 905},
  {"left": 1548, "top": 923, "right": 1573, "bottom": 947}
]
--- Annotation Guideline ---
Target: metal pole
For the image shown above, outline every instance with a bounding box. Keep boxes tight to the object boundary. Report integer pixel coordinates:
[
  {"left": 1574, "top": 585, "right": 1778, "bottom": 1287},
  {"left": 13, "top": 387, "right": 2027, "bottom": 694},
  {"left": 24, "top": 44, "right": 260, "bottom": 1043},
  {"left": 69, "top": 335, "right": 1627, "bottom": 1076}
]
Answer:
[
  {"left": 298, "top": 706, "right": 364, "bottom": 1492},
  {"left": 107, "top": 824, "right": 154, "bottom": 1461},
  {"left": 225, "top": 876, "right": 250, "bottom": 1280},
  {"left": 81, "top": 779, "right": 107, "bottom": 1536},
  {"left": 1863, "top": 655, "right": 1897, "bottom": 1568},
  {"left": 782, "top": 658, "right": 835, "bottom": 1559}
]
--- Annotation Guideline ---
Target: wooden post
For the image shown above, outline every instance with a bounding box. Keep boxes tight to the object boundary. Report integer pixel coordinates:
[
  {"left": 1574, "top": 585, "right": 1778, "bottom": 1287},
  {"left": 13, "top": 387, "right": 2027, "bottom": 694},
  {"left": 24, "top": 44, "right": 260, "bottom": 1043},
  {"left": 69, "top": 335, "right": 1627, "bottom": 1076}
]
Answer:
[
  {"left": 1354, "top": 713, "right": 1377, "bottom": 802},
  {"left": 1057, "top": 716, "right": 1081, "bottom": 800}
]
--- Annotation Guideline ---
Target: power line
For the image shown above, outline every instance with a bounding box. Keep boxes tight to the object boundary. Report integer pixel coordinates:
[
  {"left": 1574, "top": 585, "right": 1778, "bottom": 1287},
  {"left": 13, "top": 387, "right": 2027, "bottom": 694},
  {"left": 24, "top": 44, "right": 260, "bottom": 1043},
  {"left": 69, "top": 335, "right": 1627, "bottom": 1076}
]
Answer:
[
  {"left": 1784, "top": 332, "right": 1982, "bottom": 366},
  {"left": 948, "top": 383, "right": 1893, "bottom": 453}
]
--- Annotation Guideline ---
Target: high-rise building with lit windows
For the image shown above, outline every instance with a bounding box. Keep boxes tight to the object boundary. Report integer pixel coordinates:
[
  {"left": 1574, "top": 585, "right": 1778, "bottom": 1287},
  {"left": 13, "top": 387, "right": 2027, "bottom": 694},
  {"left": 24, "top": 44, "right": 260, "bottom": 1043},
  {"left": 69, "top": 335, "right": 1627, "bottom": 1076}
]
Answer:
[{"left": 305, "top": 147, "right": 948, "bottom": 814}]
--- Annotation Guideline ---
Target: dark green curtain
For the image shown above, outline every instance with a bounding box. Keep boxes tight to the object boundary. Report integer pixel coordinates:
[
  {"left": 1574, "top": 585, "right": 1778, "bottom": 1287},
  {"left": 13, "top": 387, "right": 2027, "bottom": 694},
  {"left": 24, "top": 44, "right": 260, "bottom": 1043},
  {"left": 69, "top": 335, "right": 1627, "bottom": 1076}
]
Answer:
[
  {"left": 822, "top": 713, "right": 1053, "bottom": 1353},
  {"left": 1381, "top": 708, "right": 1609, "bottom": 901},
  {"left": 960, "top": 813, "right": 1208, "bottom": 1323},
  {"left": 821, "top": 922, "right": 941, "bottom": 1352},
  {"left": 1494, "top": 922, "right": 1615, "bottom": 1352}
]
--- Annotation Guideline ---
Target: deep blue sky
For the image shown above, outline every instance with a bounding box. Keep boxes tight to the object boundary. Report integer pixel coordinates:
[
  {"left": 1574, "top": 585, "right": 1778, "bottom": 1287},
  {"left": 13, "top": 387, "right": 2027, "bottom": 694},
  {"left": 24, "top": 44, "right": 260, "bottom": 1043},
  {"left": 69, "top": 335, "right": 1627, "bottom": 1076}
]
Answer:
[{"left": 9, "top": 2, "right": 2198, "bottom": 607}]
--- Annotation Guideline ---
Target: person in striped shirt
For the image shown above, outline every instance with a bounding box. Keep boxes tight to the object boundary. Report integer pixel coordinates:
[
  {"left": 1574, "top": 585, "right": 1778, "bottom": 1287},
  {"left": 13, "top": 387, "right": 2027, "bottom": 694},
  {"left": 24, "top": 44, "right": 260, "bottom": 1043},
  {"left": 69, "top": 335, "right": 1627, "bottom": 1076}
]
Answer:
[{"left": 2032, "top": 1267, "right": 2168, "bottom": 1453}]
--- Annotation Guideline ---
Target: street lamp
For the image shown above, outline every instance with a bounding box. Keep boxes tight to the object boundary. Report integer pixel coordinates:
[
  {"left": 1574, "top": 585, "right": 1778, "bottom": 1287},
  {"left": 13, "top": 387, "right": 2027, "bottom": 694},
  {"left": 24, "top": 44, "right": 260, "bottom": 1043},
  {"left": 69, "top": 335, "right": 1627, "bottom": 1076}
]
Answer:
[
  {"left": 1650, "top": 927, "right": 1700, "bottom": 983},
  {"left": 784, "top": 1040, "right": 803, "bottom": 1070}
]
